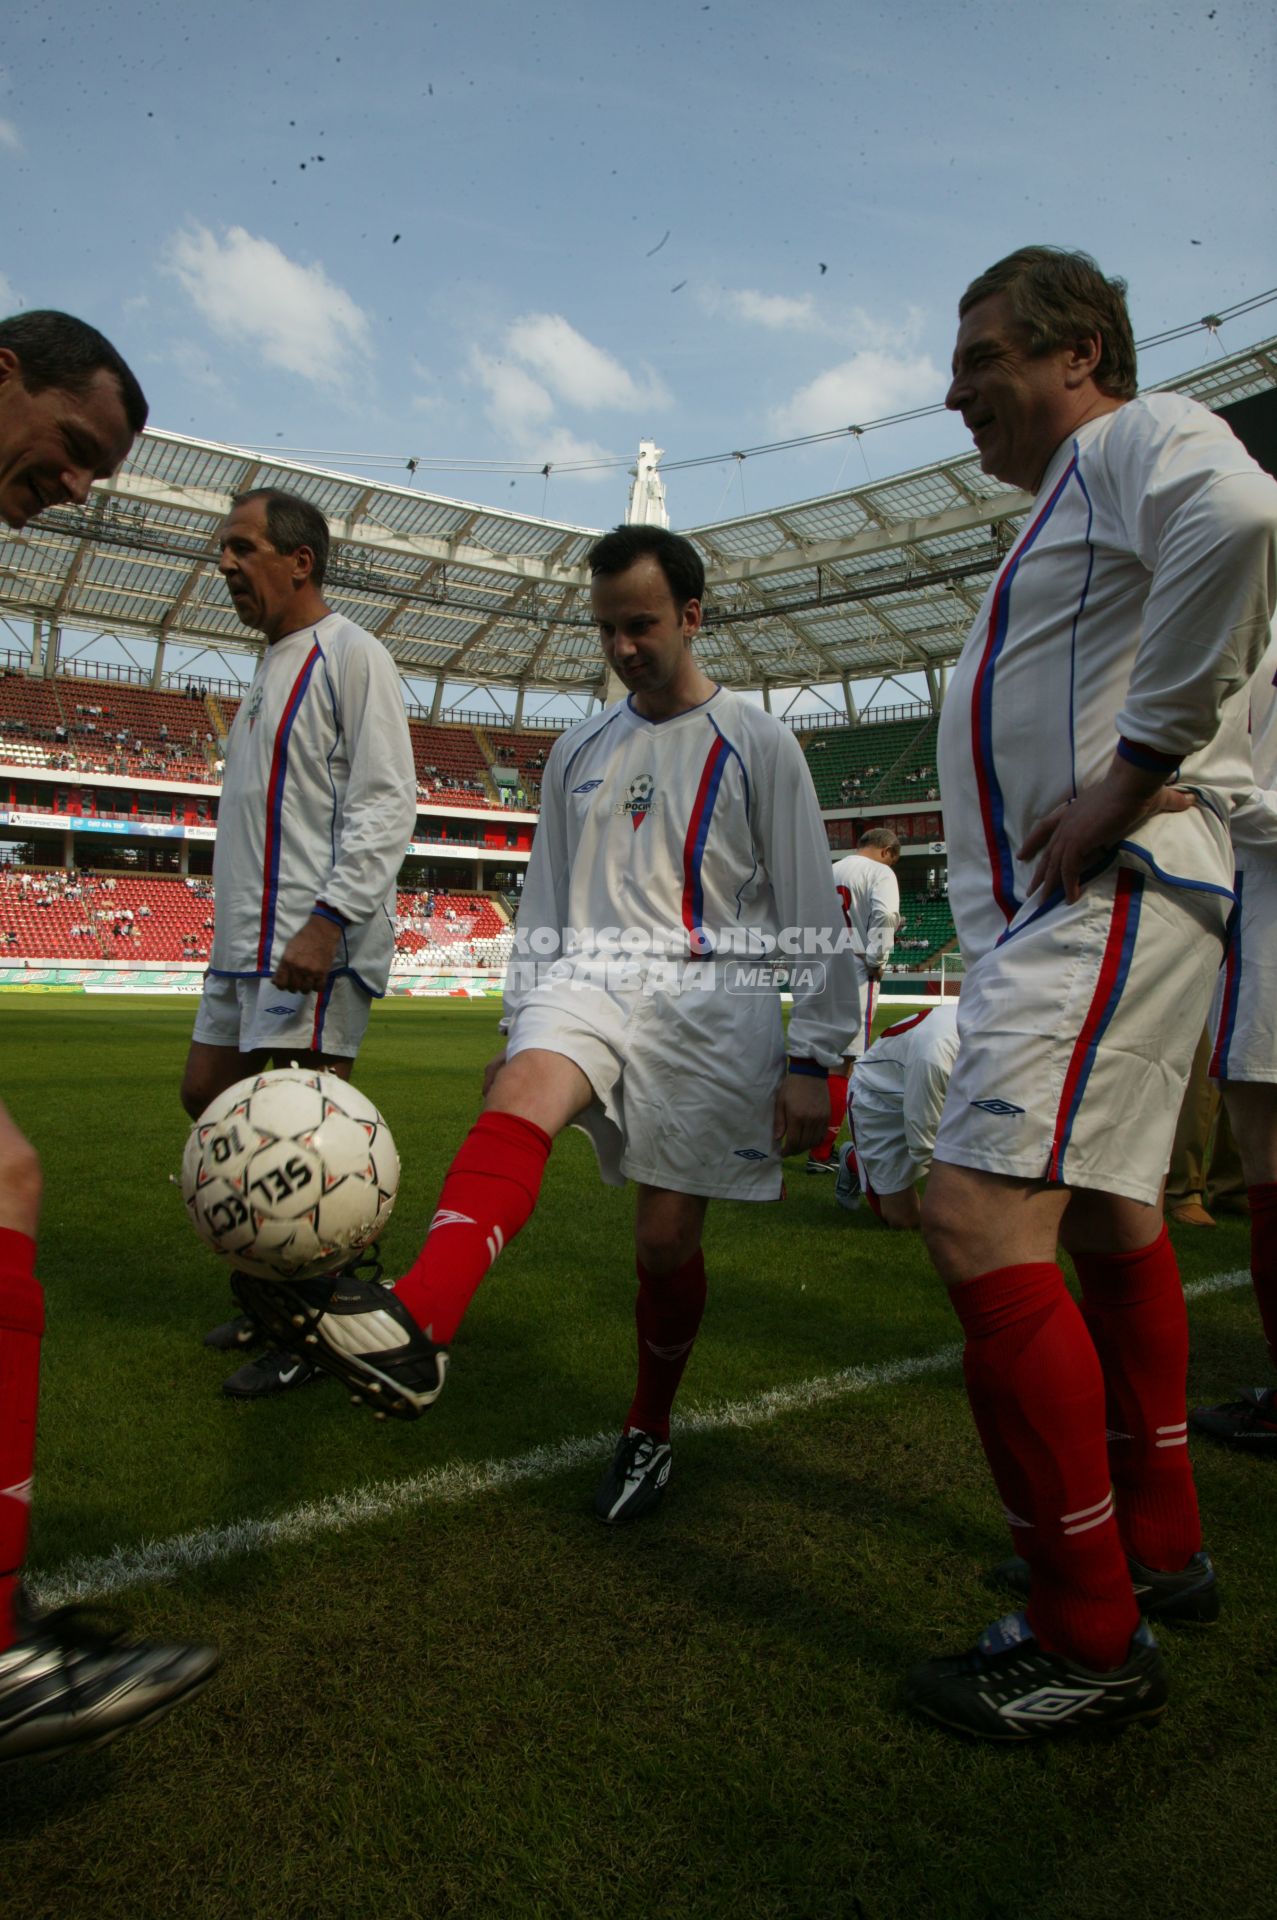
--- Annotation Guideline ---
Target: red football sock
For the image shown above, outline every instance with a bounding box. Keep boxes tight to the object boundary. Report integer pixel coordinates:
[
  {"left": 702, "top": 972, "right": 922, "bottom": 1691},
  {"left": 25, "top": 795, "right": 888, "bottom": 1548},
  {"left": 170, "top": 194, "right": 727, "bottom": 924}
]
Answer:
[
  {"left": 1247, "top": 1183, "right": 1277, "bottom": 1368},
  {"left": 809, "top": 1074, "right": 849, "bottom": 1164},
  {"left": 950, "top": 1261, "right": 1138, "bottom": 1670},
  {"left": 393, "top": 1111, "right": 552, "bottom": 1344},
  {"left": 624, "top": 1251, "right": 708, "bottom": 1440},
  {"left": 0, "top": 1229, "right": 43, "bottom": 1655},
  {"left": 1073, "top": 1228, "right": 1201, "bottom": 1573}
]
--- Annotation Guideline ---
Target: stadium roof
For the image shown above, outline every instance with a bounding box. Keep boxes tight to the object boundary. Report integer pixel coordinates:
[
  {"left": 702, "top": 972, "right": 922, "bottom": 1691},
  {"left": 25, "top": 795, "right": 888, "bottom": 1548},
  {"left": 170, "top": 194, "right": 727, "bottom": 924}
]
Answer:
[{"left": 2, "top": 333, "right": 1274, "bottom": 701}]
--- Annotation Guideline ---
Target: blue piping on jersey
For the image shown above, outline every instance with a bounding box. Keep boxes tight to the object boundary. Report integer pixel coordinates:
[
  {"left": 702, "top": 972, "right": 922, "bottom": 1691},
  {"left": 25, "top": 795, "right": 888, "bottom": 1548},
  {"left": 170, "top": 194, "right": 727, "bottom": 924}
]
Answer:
[
  {"left": 206, "top": 963, "right": 383, "bottom": 999},
  {"left": 1066, "top": 456, "right": 1097, "bottom": 800},
  {"left": 706, "top": 712, "right": 757, "bottom": 915},
  {"left": 625, "top": 683, "right": 724, "bottom": 725},
  {"left": 561, "top": 707, "right": 623, "bottom": 792}
]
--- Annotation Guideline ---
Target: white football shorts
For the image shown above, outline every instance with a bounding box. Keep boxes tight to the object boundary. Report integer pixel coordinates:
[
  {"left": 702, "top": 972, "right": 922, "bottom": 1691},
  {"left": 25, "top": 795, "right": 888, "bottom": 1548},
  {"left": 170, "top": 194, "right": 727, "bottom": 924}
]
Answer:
[
  {"left": 847, "top": 1084, "right": 919, "bottom": 1197},
  {"left": 934, "top": 864, "right": 1227, "bottom": 1206},
  {"left": 505, "top": 959, "right": 787, "bottom": 1199},
  {"left": 193, "top": 970, "right": 372, "bottom": 1060},
  {"left": 1209, "top": 856, "right": 1277, "bottom": 1084}
]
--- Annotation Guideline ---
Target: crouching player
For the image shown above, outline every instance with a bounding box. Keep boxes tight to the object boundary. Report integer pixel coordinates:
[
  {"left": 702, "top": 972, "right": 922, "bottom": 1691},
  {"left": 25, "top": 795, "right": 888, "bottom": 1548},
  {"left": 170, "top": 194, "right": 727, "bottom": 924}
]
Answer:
[
  {"left": 1192, "top": 624, "right": 1277, "bottom": 1451},
  {"left": 835, "top": 1002, "right": 959, "bottom": 1229},
  {"left": 238, "top": 525, "right": 856, "bottom": 1523}
]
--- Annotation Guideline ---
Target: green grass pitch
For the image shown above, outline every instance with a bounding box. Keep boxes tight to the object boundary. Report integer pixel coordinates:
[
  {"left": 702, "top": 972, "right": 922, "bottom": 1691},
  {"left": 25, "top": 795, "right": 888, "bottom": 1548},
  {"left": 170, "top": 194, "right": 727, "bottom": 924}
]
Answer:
[{"left": 0, "top": 996, "right": 1271, "bottom": 1919}]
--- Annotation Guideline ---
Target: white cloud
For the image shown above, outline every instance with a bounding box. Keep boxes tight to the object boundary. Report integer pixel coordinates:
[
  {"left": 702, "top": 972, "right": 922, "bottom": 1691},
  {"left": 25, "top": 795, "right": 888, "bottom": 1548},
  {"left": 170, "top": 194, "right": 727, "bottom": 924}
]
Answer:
[
  {"left": 505, "top": 312, "right": 667, "bottom": 412},
  {"left": 0, "top": 117, "right": 20, "bottom": 153},
  {"left": 165, "top": 224, "right": 372, "bottom": 386},
  {"left": 770, "top": 347, "right": 942, "bottom": 438},
  {"left": 468, "top": 347, "right": 616, "bottom": 478},
  {"left": 702, "top": 287, "right": 821, "bottom": 332}
]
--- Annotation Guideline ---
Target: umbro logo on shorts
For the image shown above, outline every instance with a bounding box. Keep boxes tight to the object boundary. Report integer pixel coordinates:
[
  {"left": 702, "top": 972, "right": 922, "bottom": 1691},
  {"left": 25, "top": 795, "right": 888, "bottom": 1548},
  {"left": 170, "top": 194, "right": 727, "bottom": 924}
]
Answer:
[
  {"left": 969, "top": 1097, "right": 1026, "bottom": 1116},
  {"left": 572, "top": 779, "right": 604, "bottom": 794},
  {"left": 733, "top": 1147, "right": 768, "bottom": 1160}
]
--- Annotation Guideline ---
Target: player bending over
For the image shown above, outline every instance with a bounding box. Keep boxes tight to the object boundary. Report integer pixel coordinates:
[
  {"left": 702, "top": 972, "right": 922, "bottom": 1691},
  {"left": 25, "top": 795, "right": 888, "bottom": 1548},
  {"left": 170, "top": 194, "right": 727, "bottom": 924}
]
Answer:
[
  {"left": 239, "top": 524, "right": 856, "bottom": 1523},
  {"left": 835, "top": 1002, "right": 959, "bottom": 1230},
  {"left": 1192, "top": 622, "right": 1277, "bottom": 1453},
  {"left": 0, "top": 310, "right": 218, "bottom": 1764}
]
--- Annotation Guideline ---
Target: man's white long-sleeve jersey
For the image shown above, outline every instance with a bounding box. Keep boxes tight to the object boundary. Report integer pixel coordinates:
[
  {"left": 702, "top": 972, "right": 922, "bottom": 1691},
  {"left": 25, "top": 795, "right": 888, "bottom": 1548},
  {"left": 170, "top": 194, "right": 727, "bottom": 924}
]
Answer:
[
  {"left": 831, "top": 853, "right": 901, "bottom": 968},
  {"left": 937, "top": 392, "right": 1277, "bottom": 964},
  {"left": 1229, "top": 624, "right": 1277, "bottom": 867},
  {"left": 210, "top": 612, "right": 417, "bottom": 995},
  {"left": 503, "top": 686, "right": 856, "bottom": 1068}
]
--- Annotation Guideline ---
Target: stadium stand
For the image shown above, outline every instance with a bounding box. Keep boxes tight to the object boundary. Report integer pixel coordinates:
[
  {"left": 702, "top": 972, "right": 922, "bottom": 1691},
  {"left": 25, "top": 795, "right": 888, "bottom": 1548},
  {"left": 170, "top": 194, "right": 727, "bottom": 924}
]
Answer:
[
  {"left": 0, "top": 869, "right": 216, "bottom": 960},
  {"left": 894, "top": 887, "right": 957, "bottom": 965},
  {"left": 802, "top": 713, "right": 938, "bottom": 807},
  {"left": 481, "top": 727, "right": 561, "bottom": 802},
  {"left": 393, "top": 889, "right": 512, "bottom": 966},
  {"left": 407, "top": 721, "right": 497, "bottom": 808}
]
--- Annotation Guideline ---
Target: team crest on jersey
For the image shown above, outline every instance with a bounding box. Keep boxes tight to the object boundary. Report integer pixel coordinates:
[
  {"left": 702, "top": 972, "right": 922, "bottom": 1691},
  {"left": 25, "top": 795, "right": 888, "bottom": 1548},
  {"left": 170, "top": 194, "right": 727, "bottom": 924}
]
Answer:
[
  {"left": 246, "top": 683, "right": 265, "bottom": 732},
  {"left": 616, "top": 772, "right": 660, "bottom": 831}
]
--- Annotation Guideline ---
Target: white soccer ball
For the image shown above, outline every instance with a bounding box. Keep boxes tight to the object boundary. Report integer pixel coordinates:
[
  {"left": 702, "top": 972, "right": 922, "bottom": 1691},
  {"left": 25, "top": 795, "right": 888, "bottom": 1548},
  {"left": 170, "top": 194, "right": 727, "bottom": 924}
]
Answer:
[{"left": 181, "top": 1068, "right": 399, "bottom": 1281}]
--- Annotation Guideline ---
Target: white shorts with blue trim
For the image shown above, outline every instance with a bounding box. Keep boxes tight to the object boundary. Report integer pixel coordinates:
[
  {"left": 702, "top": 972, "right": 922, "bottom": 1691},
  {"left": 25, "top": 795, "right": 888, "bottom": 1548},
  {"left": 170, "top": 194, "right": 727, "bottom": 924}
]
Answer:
[
  {"left": 192, "top": 971, "right": 373, "bottom": 1060},
  {"left": 1209, "top": 857, "right": 1277, "bottom": 1085},
  {"left": 934, "top": 865, "right": 1227, "bottom": 1206},
  {"left": 505, "top": 959, "right": 786, "bottom": 1200}
]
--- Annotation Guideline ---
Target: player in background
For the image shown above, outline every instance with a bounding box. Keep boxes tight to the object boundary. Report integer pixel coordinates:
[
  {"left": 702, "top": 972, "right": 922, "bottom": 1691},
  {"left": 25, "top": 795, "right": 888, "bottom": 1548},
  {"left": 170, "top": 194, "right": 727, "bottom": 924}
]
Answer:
[
  {"left": 0, "top": 309, "right": 219, "bottom": 1764},
  {"left": 179, "top": 489, "right": 416, "bottom": 1398},
  {"left": 238, "top": 525, "right": 856, "bottom": 1523},
  {"left": 1192, "top": 624, "right": 1277, "bottom": 1451},
  {"left": 807, "top": 830, "right": 902, "bottom": 1175},
  {"left": 906, "top": 248, "right": 1277, "bottom": 1742},
  {"left": 835, "top": 1002, "right": 959, "bottom": 1230}
]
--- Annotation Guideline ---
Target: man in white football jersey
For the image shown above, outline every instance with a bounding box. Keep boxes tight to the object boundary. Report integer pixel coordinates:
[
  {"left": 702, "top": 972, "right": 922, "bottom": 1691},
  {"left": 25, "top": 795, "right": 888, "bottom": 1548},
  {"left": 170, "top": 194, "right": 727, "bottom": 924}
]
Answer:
[
  {"left": 836, "top": 1002, "right": 959, "bottom": 1230},
  {"left": 1192, "top": 625, "right": 1277, "bottom": 1451},
  {"left": 0, "top": 308, "right": 219, "bottom": 1763},
  {"left": 179, "top": 489, "right": 416, "bottom": 1396},
  {"left": 807, "top": 828, "right": 902, "bottom": 1174},
  {"left": 238, "top": 524, "right": 856, "bottom": 1523},
  {"left": 905, "top": 247, "right": 1277, "bottom": 1742}
]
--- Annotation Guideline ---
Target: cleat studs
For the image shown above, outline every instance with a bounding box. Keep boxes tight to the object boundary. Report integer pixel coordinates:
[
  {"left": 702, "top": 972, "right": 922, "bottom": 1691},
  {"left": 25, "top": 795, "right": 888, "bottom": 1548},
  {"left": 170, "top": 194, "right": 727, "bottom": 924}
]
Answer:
[
  {"left": 304, "top": 1334, "right": 318, "bottom": 1346},
  {"left": 374, "top": 1411, "right": 387, "bottom": 1422},
  {"left": 368, "top": 1383, "right": 382, "bottom": 1395},
  {"left": 291, "top": 1314, "right": 305, "bottom": 1329},
  {"left": 350, "top": 1393, "right": 363, "bottom": 1404}
]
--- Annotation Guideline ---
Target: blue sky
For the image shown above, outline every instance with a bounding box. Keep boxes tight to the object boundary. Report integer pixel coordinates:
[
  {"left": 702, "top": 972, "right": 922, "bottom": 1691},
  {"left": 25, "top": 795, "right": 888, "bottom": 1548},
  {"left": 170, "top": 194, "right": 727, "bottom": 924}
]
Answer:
[{"left": 4, "top": 0, "right": 1272, "bottom": 534}]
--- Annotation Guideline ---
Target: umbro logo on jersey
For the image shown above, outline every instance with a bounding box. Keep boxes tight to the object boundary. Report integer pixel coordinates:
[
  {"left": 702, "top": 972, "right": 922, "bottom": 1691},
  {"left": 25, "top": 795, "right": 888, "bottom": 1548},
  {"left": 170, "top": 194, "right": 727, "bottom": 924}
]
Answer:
[
  {"left": 970, "top": 1097, "right": 1026, "bottom": 1116},
  {"left": 265, "top": 1003, "right": 296, "bottom": 1015},
  {"left": 733, "top": 1147, "right": 768, "bottom": 1160},
  {"left": 571, "top": 778, "right": 604, "bottom": 795},
  {"left": 429, "top": 1208, "right": 476, "bottom": 1231}
]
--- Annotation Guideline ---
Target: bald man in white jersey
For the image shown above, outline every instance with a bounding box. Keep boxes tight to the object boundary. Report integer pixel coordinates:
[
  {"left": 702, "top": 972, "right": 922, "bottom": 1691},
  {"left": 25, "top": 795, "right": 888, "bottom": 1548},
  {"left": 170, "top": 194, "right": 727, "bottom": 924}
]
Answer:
[
  {"left": 903, "top": 247, "right": 1277, "bottom": 1743},
  {"left": 238, "top": 523, "right": 856, "bottom": 1524}
]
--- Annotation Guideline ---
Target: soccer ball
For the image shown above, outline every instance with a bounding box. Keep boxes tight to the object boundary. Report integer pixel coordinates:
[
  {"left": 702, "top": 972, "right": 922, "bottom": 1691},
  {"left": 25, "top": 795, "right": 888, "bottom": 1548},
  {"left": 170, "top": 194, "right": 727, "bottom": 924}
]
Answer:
[{"left": 181, "top": 1068, "right": 399, "bottom": 1281}]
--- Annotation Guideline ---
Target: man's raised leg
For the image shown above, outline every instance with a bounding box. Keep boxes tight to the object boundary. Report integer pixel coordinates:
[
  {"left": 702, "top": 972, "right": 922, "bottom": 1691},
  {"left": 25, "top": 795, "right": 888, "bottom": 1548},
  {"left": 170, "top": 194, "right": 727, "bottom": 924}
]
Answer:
[{"left": 238, "top": 1049, "right": 593, "bottom": 1418}]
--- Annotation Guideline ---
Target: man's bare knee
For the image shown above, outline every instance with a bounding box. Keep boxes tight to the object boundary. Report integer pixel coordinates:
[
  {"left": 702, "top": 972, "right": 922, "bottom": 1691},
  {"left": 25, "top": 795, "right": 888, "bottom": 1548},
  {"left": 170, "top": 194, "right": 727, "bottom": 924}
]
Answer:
[
  {"left": 0, "top": 1117, "right": 43, "bottom": 1238},
  {"left": 484, "top": 1049, "right": 593, "bottom": 1135}
]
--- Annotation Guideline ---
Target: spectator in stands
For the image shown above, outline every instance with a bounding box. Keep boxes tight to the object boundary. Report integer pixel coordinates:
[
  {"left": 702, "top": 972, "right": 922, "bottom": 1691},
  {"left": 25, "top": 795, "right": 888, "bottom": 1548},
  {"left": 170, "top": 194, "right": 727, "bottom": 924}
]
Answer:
[
  {"left": 0, "top": 306, "right": 218, "bottom": 1757},
  {"left": 180, "top": 487, "right": 416, "bottom": 1401}
]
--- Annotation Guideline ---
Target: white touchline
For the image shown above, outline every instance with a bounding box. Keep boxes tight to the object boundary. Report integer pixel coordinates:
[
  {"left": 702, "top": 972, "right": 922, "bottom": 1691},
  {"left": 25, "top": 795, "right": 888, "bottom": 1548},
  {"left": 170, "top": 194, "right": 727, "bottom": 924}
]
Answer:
[{"left": 30, "top": 1267, "right": 1251, "bottom": 1609}]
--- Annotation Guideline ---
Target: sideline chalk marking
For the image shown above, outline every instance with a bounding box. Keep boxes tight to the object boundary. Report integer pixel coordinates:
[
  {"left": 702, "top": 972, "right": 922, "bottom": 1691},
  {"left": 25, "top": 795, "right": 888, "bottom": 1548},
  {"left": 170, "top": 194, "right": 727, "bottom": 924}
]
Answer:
[{"left": 31, "top": 1267, "right": 1250, "bottom": 1607}]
